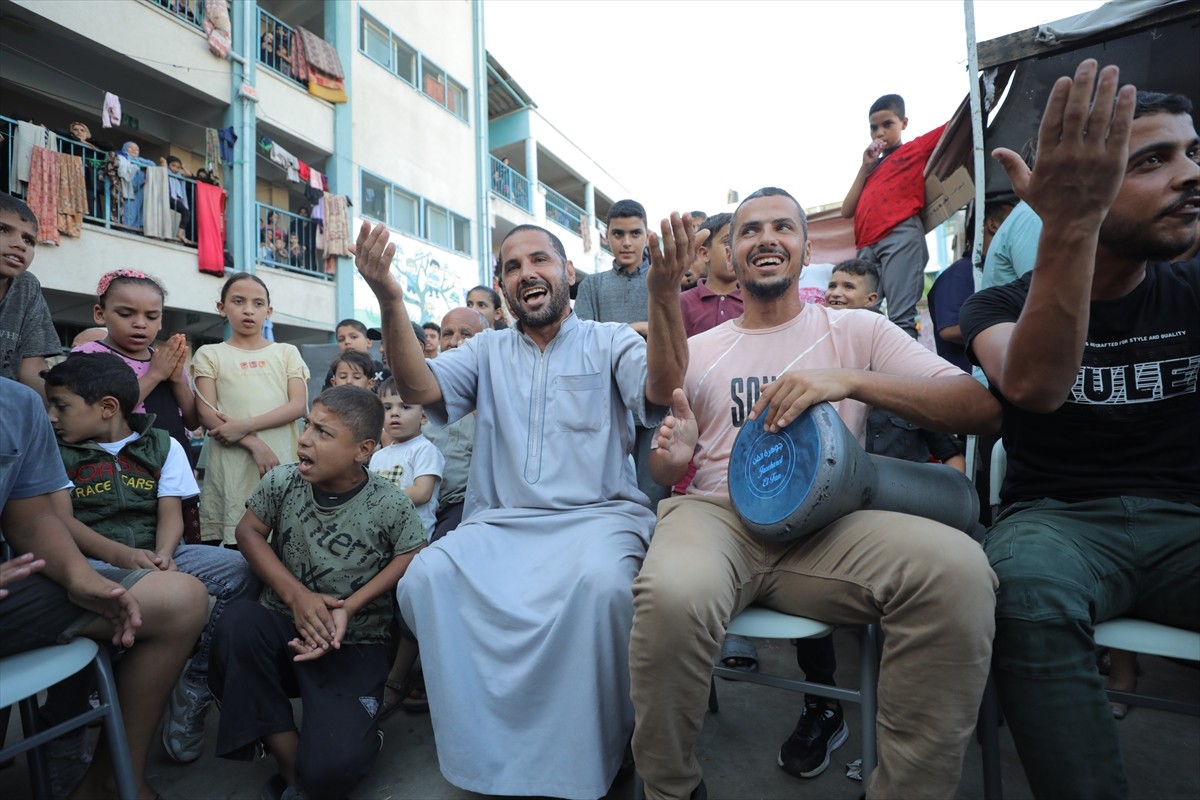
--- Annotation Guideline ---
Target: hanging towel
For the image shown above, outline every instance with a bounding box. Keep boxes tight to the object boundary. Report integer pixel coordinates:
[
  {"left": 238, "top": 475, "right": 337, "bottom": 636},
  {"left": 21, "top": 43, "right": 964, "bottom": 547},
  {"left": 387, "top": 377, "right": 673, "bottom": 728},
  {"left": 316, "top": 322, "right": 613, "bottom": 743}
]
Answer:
[
  {"left": 28, "top": 146, "right": 60, "bottom": 245},
  {"left": 295, "top": 28, "right": 347, "bottom": 103},
  {"left": 203, "top": 0, "right": 232, "bottom": 59},
  {"left": 307, "top": 79, "right": 348, "bottom": 105},
  {"left": 143, "top": 166, "right": 174, "bottom": 240},
  {"left": 204, "top": 127, "right": 223, "bottom": 186},
  {"left": 56, "top": 152, "right": 88, "bottom": 238},
  {"left": 11, "top": 122, "right": 57, "bottom": 194},
  {"left": 217, "top": 127, "right": 237, "bottom": 163},
  {"left": 308, "top": 168, "right": 323, "bottom": 191},
  {"left": 195, "top": 182, "right": 227, "bottom": 277},
  {"left": 102, "top": 93, "right": 121, "bottom": 128},
  {"left": 298, "top": 28, "right": 343, "bottom": 79},
  {"left": 268, "top": 142, "right": 301, "bottom": 182},
  {"left": 322, "top": 193, "right": 351, "bottom": 273},
  {"left": 290, "top": 30, "right": 309, "bottom": 82}
]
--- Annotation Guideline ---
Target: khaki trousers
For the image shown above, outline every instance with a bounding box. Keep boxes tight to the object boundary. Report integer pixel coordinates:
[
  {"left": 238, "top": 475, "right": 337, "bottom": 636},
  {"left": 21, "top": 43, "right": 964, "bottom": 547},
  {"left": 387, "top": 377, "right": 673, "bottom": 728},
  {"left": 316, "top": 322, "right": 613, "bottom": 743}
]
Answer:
[{"left": 630, "top": 495, "right": 997, "bottom": 800}]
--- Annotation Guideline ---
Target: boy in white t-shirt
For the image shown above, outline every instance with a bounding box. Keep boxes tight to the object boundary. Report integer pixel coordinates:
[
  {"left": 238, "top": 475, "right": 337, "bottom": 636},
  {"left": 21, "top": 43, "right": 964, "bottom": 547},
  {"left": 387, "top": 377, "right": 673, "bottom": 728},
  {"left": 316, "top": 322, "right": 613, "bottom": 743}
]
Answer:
[
  {"left": 369, "top": 376, "right": 444, "bottom": 718},
  {"left": 369, "top": 377, "right": 444, "bottom": 537}
]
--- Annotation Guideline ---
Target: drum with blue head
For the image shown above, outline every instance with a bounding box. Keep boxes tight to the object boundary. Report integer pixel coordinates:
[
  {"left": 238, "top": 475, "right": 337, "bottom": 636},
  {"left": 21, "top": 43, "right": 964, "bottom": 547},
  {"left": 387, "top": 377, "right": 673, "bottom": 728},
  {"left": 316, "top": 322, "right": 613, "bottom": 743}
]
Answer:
[{"left": 728, "top": 401, "right": 978, "bottom": 542}]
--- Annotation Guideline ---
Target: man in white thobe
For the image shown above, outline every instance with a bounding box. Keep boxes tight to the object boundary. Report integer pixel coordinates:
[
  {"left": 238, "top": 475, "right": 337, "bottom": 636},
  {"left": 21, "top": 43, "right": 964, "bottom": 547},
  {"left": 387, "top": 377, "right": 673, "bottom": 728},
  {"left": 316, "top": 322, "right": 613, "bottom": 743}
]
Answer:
[{"left": 353, "top": 218, "right": 693, "bottom": 798}]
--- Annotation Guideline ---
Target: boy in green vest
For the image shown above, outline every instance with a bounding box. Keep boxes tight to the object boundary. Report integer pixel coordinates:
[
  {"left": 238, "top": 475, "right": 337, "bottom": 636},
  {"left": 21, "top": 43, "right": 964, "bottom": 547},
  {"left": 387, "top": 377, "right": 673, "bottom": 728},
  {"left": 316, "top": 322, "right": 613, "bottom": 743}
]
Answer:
[{"left": 43, "top": 352, "right": 258, "bottom": 763}]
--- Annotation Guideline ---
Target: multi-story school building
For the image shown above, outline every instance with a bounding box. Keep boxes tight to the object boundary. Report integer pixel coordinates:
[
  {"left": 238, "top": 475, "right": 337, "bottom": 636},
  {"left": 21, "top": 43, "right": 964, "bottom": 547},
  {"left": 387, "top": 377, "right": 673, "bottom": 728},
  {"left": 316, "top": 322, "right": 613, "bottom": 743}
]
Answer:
[{"left": 0, "top": 0, "right": 628, "bottom": 348}]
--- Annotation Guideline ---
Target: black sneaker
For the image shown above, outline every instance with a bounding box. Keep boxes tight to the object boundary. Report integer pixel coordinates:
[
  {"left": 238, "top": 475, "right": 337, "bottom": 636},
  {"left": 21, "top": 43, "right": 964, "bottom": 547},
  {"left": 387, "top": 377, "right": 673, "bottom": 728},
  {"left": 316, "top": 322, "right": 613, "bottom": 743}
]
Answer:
[{"left": 778, "top": 697, "right": 849, "bottom": 778}]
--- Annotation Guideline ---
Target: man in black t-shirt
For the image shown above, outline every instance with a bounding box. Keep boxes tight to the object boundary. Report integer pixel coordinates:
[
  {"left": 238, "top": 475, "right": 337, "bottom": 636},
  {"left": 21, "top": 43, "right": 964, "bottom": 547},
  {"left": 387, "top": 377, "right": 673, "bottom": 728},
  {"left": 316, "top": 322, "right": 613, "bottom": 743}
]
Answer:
[{"left": 960, "top": 62, "right": 1199, "bottom": 799}]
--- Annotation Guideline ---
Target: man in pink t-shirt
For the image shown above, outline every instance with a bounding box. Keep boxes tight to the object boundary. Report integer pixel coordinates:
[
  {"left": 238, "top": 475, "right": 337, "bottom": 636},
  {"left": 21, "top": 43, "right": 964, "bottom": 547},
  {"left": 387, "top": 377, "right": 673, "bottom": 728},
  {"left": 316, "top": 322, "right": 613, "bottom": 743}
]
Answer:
[{"left": 629, "top": 188, "right": 1001, "bottom": 800}]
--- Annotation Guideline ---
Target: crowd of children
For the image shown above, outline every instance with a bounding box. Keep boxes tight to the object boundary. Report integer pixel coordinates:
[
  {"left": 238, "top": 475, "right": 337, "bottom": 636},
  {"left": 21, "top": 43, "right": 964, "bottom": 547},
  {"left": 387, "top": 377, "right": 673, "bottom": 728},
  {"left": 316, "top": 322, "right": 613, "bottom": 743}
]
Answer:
[{"left": 0, "top": 183, "right": 499, "bottom": 798}]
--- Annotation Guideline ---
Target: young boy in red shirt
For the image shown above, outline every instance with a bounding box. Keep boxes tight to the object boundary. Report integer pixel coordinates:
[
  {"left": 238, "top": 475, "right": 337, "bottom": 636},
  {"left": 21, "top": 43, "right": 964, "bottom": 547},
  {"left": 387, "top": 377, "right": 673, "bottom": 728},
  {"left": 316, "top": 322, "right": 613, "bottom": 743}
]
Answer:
[{"left": 841, "top": 94, "right": 946, "bottom": 339}]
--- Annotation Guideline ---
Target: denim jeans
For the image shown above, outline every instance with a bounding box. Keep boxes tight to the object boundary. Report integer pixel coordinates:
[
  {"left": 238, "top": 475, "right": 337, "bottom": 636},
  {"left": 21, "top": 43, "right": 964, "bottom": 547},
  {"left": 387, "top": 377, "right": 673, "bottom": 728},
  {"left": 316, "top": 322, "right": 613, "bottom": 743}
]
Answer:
[
  {"left": 986, "top": 496, "right": 1200, "bottom": 799},
  {"left": 89, "top": 543, "right": 258, "bottom": 685}
]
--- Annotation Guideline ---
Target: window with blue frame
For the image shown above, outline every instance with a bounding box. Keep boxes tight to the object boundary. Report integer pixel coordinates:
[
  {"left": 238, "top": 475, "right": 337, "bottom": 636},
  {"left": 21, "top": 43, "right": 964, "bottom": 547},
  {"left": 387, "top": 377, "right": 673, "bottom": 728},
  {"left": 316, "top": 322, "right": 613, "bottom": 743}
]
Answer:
[
  {"left": 358, "top": 10, "right": 467, "bottom": 121},
  {"left": 359, "top": 169, "right": 470, "bottom": 256}
]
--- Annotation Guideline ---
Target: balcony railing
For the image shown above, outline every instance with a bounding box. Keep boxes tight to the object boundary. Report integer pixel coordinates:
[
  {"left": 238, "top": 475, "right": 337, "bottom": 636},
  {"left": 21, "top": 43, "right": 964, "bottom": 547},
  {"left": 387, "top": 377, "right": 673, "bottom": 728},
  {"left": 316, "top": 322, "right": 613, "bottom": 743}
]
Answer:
[
  {"left": 542, "top": 184, "right": 585, "bottom": 235},
  {"left": 145, "top": 0, "right": 205, "bottom": 29},
  {"left": 596, "top": 218, "right": 611, "bottom": 254},
  {"left": 1, "top": 114, "right": 198, "bottom": 244},
  {"left": 258, "top": 7, "right": 305, "bottom": 86},
  {"left": 489, "top": 156, "right": 531, "bottom": 213},
  {"left": 256, "top": 201, "right": 328, "bottom": 280}
]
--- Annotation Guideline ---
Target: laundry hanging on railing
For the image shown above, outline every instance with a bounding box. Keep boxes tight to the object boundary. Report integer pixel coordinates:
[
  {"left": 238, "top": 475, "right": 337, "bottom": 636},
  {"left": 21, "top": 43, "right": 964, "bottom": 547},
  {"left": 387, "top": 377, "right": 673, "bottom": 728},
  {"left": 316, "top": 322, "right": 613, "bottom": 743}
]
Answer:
[
  {"left": 56, "top": 152, "right": 88, "bottom": 238},
  {"left": 9, "top": 121, "right": 57, "bottom": 194},
  {"left": 291, "top": 28, "right": 347, "bottom": 104},
  {"left": 203, "top": 0, "right": 232, "bottom": 59},
  {"left": 27, "top": 146, "right": 59, "bottom": 245},
  {"left": 143, "top": 165, "right": 175, "bottom": 241},
  {"left": 218, "top": 127, "right": 237, "bottom": 163},
  {"left": 322, "top": 192, "right": 351, "bottom": 274},
  {"left": 102, "top": 92, "right": 121, "bottom": 128},
  {"left": 195, "top": 181, "right": 227, "bottom": 277},
  {"left": 267, "top": 140, "right": 300, "bottom": 182},
  {"left": 204, "top": 127, "right": 224, "bottom": 187}
]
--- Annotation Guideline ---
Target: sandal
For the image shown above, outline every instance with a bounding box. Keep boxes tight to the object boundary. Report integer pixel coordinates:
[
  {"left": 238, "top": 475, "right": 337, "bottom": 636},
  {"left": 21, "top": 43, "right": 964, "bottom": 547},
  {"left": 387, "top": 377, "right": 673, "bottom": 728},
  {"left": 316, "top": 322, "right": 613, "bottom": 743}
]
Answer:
[
  {"left": 401, "top": 672, "right": 429, "bottom": 714},
  {"left": 378, "top": 679, "right": 406, "bottom": 722},
  {"left": 716, "top": 634, "right": 759, "bottom": 673}
]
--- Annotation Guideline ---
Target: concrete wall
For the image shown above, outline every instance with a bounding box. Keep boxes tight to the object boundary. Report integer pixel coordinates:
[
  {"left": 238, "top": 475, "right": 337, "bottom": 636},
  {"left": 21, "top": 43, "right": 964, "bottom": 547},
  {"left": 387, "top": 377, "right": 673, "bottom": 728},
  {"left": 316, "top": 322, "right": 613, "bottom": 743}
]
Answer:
[
  {"left": 34, "top": 227, "right": 335, "bottom": 336},
  {"left": 351, "top": 0, "right": 476, "bottom": 219},
  {"left": 35, "top": 227, "right": 229, "bottom": 316},
  {"left": 12, "top": 0, "right": 231, "bottom": 102},
  {"left": 254, "top": 66, "right": 335, "bottom": 153}
]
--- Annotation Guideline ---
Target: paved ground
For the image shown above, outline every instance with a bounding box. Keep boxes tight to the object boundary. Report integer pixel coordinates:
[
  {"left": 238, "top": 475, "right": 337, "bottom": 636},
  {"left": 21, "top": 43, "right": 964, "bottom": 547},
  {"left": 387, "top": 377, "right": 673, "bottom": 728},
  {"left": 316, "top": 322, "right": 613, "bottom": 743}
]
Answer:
[{"left": 6, "top": 630, "right": 1198, "bottom": 799}]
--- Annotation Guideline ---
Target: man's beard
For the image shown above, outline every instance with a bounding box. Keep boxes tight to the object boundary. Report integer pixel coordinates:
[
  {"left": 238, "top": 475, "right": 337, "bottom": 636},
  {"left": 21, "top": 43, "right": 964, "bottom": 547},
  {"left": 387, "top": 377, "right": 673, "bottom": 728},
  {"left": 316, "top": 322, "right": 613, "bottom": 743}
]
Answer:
[
  {"left": 504, "top": 276, "right": 570, "bottom": 328},
  {"left": 1100, "top": 198, "right": 1199, "bottom": 262},
  {"left": 742, "top": 272, "right": 796, "bottom": 301}
]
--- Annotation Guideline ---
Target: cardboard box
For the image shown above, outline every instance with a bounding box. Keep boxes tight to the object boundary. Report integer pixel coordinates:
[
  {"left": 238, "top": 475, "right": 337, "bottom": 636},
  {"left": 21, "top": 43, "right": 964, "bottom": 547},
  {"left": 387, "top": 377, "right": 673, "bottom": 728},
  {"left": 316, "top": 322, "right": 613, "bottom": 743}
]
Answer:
[{"left": 922, "top": 166, "right": 974, "bottom": 232}]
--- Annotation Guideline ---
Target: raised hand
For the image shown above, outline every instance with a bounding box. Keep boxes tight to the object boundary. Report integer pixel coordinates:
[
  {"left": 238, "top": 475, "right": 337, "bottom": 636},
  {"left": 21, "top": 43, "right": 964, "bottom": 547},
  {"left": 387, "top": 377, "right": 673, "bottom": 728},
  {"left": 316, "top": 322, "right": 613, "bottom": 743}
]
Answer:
[
  {"left": 350, "top": 221, "right": 402, "bottom": 302},
  {"left": 992, "top": 59, "right": 1135, "bottom": 228},
  {"left": 654, "top": 388, "right": 699, "bottom": 469},
  {"left": 646, "top": 212, "right": 705, "bottom": 295},
  {"left": 862, "top": 138, "right": 886, "bottom": 167},
  {"left": 150, "top": 334, "right": 186, "bottom": 381},
  {"left": 170, "top": 336, "right": 191, "bottom": 383}
]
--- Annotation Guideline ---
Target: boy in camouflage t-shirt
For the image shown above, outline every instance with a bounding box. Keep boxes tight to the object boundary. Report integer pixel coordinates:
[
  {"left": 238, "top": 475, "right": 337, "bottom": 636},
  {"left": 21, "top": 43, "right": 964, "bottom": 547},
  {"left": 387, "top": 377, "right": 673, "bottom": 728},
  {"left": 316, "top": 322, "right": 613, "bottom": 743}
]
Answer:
[{"left": 209, "top": 386, "right": 425, "bottom": 800}]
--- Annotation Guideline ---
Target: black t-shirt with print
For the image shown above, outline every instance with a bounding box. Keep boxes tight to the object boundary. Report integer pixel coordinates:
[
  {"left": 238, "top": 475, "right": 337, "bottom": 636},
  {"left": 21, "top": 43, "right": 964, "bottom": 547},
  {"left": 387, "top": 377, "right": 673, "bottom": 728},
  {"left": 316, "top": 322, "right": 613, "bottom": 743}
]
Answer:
[{"left": 960, "top": 261, "right": 1199, "bottom": 507}]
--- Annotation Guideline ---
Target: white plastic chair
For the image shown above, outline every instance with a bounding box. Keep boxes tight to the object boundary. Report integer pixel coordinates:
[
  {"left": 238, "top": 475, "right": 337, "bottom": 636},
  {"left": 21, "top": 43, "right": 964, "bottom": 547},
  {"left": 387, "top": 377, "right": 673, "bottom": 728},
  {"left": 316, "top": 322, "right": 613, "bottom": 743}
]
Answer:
[
  {"left": 980, "top": 440, "right": 1200, "bottom": 800},
  {"left": 710, "top": 606, "right": 881, "bottom": 785},
  {"left": 0, "top": 638, "right": 138, "bottom": 800},
  {"left": 1093, "top": 619, "right": 1200, "bottom": 716}
]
